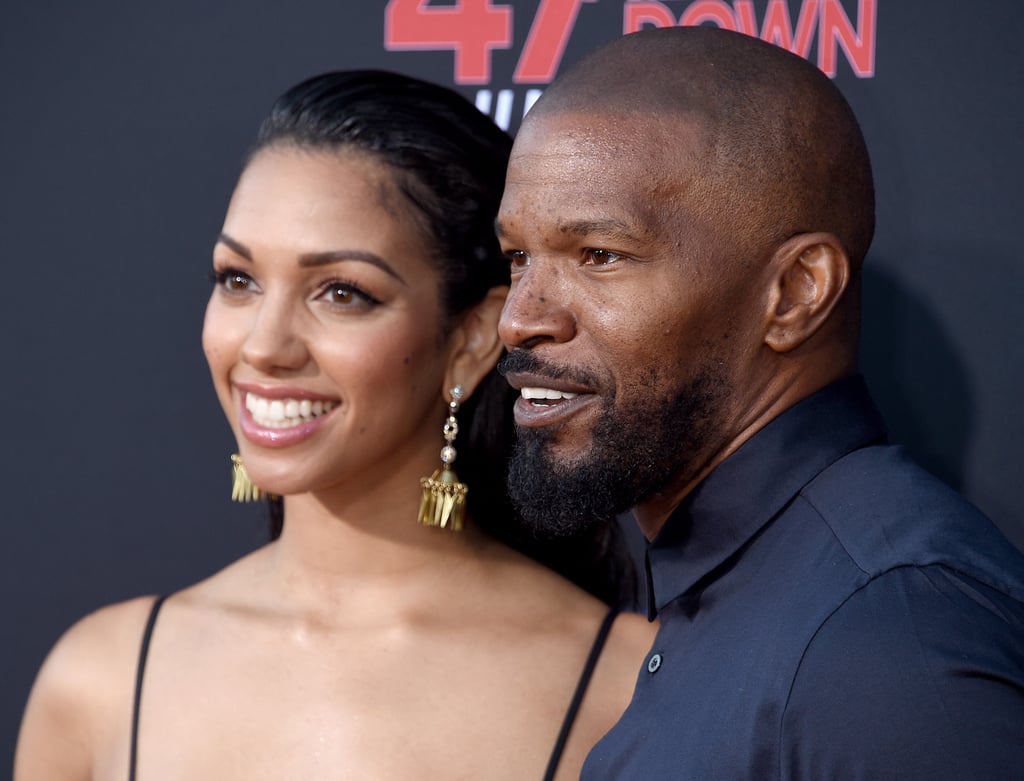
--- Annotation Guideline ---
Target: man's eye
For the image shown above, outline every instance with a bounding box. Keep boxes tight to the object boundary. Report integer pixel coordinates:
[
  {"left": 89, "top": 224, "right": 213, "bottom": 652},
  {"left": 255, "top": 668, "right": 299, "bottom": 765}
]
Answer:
[
  {"left": 507, "top": 250, "right": 530, "bottom": 270},
  {"left": 583, "top": 249, "right": 623, "bottom": 266}
]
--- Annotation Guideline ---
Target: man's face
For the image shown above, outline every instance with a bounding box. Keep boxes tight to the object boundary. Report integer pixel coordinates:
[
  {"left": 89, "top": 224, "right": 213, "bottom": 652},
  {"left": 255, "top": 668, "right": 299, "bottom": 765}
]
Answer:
[{"left": 497, "top": 110, "right": 768, "bottom": 537}]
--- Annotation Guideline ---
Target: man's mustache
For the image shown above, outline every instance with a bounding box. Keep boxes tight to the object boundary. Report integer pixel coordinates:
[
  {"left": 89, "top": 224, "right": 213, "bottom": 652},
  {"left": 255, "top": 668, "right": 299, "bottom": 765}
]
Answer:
[{"left": 498, "top": 348, "right": 601, "bottom": 389}]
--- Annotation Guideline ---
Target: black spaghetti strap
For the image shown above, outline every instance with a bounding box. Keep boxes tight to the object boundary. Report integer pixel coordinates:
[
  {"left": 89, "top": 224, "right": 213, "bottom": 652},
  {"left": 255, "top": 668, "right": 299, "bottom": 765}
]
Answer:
[
  {"left": 128, "top": 594, "right": 168, "bottom": 781},
  {"left": 542, "top": 607, "right": 620, "bottom": 781}
]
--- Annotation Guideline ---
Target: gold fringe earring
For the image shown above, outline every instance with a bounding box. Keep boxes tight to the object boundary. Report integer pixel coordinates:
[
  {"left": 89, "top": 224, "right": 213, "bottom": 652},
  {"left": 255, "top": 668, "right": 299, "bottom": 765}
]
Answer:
[
  {"left": 230, "top": 454, "right": 267, "bottom": 502},
  {"left": 418, "top": 385, "right": 468, "bottom": 531}
]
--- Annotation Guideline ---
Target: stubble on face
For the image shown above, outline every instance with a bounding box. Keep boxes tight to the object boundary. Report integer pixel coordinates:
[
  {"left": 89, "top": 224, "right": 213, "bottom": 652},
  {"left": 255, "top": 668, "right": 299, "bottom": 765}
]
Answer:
[{"left": 503, "top": 348, "right": 732, "bottom": 539}]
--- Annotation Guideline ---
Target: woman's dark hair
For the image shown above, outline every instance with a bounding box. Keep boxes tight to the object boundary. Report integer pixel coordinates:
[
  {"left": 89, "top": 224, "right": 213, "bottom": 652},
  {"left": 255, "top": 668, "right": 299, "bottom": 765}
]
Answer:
[{"left": 250, "top": 70, "right": 633, "bottom": 606}]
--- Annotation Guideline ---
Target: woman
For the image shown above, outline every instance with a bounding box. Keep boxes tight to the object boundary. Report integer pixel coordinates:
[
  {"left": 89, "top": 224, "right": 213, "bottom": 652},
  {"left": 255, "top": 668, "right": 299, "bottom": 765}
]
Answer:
[{"left": 15, "top": 71, "right": 655, "bottom": 780}]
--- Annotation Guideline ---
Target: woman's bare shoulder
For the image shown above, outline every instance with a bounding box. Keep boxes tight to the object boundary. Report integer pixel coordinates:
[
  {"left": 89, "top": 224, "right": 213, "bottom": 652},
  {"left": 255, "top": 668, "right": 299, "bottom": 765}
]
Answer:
[
  {"left": 524, "top": 594, "right": 655, "bottom": 781},
  {"left": 605, "top": 610, "right": 658, "bottom": 667},
  {"left": 14, "top": 595, "right": 161, "bottom": 781},
  {"left": 552, "top": 610, "right": 656, "bottom": 778}
]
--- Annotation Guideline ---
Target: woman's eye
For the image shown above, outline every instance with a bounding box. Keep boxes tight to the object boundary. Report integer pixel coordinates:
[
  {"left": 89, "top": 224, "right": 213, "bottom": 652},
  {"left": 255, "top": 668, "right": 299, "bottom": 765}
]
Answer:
[
  {"left": 325, "top": 284, "right": 356, "bottom": 305},
  {"left": 212, "top": 269, "right": 255, "bottom": 293},
  {"left": 583, "top": 249, "right": 623, "bottom": 266},
  {"left": 316, "top": 282, "right": 379, "bottom": 309}
]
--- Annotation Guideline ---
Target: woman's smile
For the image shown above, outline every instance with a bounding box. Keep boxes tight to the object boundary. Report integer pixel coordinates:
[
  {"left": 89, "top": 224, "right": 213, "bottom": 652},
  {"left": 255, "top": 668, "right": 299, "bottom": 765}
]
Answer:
[{"left": 244, "top": 391, "right": 338, "bottom": 429}]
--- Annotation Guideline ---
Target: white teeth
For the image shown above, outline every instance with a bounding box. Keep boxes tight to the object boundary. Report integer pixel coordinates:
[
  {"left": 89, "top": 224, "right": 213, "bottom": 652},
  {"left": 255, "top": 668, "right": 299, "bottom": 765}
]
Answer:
[
  {"left": 245, "top": 392, "right": 337, "bottom": 428},
  {"left": 521, "top": 387, "right": 579, "bottom": 401}
]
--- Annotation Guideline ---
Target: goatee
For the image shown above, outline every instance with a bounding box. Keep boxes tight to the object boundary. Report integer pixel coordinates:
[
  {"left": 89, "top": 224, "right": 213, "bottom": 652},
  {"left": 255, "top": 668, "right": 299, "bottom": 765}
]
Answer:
[{"left": 504, "top": 350, "right": 729, "bottom": 538}]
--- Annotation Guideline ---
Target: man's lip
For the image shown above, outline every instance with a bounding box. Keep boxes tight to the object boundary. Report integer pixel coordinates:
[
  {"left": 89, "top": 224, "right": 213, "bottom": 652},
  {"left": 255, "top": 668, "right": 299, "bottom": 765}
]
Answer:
[
  {"left": 512, "top": 393, "right": 596, "bottom": 429},
  {"left": 502, "top": 372, "right": 594, "bottom": 396}
]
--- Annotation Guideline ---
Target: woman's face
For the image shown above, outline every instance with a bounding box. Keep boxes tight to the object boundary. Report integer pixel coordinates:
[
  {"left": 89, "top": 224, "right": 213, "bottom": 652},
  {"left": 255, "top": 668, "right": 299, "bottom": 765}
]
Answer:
[{"left": 202, "top": 146, "right": 454, "bottom": 497}]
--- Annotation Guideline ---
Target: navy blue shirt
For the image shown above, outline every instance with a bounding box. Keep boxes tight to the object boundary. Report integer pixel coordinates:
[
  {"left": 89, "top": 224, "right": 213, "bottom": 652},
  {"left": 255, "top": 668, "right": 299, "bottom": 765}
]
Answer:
[{"left": 583, "top": 376, "right": 1024, "bottom": 780}]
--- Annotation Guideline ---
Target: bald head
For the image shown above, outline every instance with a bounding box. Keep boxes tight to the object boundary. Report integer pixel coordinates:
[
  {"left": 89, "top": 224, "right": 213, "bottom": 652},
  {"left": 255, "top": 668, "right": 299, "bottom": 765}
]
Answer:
[
  {"left": 528, "top": 26, "right": 875, "bottom": 268},
  {"left": 499, "top": 27, "right": 875, "bottom": 535}
]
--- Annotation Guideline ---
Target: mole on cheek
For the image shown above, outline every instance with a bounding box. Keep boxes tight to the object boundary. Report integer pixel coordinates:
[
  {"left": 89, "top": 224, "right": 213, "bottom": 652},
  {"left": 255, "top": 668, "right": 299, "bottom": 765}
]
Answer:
[
  {"left": 538, "top": 296, "right": 546, "bottom": 303},
  {"left": 403, "top": 355, "right": 410, "bottom": 365}
]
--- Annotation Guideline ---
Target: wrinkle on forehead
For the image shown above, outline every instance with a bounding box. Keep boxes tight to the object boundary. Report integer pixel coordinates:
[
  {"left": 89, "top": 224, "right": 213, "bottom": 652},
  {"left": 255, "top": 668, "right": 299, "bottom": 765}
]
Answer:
[
  {"left": 513, "top": 108, "right": 706, "bottom": 169},
  {"left": 509, "top": 110, "right": 707, "bottom": 208},
  {"left": 505, "top": 109, "right": 716, "bottom": 242}
]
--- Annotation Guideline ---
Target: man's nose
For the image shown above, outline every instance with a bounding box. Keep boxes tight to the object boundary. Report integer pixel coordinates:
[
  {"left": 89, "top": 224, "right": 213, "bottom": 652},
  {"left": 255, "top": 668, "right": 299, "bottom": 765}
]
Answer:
[{"left": 499, "top": 262, "right": 576, "bottom": 350}]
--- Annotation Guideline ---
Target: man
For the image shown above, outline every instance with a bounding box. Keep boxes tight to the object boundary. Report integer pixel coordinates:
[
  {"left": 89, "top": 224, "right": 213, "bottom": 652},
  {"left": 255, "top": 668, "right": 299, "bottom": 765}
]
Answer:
[{"left": 497, "top": 26, "right": 1024, "bottom": 779}]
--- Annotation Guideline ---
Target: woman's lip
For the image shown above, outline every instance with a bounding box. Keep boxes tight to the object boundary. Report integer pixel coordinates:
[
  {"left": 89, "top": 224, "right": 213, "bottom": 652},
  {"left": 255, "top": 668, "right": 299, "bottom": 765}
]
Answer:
[
  {"left": 512, "top": 393, "right": 597, "bottom": 429},
  {"left": 238, "top": 398, "right": 337, "bottom": 448},
  {"left": 234, "top": 382, "right": 337, "bottom": 401}
]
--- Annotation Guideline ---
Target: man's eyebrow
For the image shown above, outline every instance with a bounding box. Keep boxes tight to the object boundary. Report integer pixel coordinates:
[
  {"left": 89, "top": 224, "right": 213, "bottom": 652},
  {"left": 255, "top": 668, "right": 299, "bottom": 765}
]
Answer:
[
  {"left": 493, "top": 218, "right": 643, "bottom": 243},
  {"left": 556, "top": 218, "right": 642, "bottom": 241}
]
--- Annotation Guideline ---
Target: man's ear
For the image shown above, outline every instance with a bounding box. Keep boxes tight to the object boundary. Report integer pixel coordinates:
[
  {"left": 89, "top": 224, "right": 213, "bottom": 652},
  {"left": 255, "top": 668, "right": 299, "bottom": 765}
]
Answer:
[
  {"left": 443, "top": 286, "right": 508, "bottom": 398},
  {"left": 764, "top": 232, "right": 850, "bottom": 353}
]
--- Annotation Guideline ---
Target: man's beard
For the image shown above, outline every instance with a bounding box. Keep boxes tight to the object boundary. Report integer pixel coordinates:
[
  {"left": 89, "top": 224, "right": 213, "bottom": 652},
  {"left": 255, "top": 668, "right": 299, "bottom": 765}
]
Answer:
[{"left": 505, "top": 353, "right": 730, "bottom": 539}]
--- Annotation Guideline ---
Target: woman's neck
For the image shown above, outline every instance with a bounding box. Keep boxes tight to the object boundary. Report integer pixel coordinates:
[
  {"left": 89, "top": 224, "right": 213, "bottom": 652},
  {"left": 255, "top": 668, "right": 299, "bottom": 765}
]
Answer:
[{"left": 255, "top": 472, "right": 499, "bottom": 622}]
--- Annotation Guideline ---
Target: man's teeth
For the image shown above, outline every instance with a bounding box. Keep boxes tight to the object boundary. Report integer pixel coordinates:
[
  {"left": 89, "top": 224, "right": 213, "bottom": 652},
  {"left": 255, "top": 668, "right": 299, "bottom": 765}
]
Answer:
[
  {"left": 521, "top": 387, "right": 579, "bottom": 401},
  {"left": 245, "top": 393, "right": 337, "bottom": 428}
]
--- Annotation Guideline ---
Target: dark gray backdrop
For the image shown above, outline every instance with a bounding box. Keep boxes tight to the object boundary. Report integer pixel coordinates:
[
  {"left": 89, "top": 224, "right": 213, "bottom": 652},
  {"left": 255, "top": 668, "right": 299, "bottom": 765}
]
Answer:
[{"left": 3, "top": 0, "right": 1022, "bottom": 768}]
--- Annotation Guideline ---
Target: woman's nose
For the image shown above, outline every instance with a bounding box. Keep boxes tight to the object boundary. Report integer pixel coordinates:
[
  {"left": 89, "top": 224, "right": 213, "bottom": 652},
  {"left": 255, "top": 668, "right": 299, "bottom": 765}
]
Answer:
[{"left": 239, "top": 296, "right": 310, "bottom": 373}]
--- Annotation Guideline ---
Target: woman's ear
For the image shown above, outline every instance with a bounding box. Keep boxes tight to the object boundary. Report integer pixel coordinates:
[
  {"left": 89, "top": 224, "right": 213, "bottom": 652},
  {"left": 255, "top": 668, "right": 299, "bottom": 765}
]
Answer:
[
  {"left": 764, "top": 232, "right": 850, "bottom": 353},
  {"left": 443, "top": 285, "right": 508, "bottom": 399}
]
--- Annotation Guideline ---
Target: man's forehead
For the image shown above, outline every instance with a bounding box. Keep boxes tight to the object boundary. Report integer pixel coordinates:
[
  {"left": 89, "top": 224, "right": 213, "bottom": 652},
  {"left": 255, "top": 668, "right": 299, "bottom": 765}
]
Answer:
[
  {"left": 509, "top": 108, "right": 706, "bottom": 176},
  {"left": 498, "top": 113, "right": 714, "bottom": 245}
]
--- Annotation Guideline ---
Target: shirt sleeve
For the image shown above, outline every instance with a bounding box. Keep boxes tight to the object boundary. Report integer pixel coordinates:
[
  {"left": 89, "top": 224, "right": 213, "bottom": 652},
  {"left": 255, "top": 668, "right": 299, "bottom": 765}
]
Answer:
[{"left": 780, "top": 564, "right": 1024, "bottom": 781}]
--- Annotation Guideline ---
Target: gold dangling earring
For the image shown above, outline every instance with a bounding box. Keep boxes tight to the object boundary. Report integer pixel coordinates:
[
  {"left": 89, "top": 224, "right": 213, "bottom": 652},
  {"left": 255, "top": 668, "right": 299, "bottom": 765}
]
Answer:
[
  {"left": 417, "top": 385, "right": 468, "bottom": 531},
  {"left": 230, "top": 454, "right": 267, "bottom": 502}
]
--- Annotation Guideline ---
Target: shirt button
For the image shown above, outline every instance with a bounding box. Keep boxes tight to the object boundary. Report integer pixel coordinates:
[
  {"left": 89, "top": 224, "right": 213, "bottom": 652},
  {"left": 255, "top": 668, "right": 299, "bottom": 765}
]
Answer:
[{"left": 647, "top": 652, "right": 663, "bottom": 674}]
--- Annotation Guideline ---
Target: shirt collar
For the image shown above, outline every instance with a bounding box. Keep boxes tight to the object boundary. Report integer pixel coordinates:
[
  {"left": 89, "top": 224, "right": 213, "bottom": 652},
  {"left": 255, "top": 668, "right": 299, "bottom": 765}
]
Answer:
[{"left": 645, "top": 375, "right": 887, "bottom": 617}]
